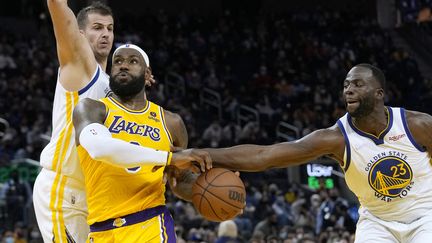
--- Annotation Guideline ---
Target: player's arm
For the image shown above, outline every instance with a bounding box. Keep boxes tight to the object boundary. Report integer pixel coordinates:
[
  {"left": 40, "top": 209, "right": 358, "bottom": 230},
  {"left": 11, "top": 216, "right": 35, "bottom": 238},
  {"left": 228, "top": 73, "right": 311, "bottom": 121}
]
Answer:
[
  {"left": 73, "top": 98, "right": 172, "bottom": 168},
  {"left": 73, "top": 100, "right": 209, "bottom": 170},
  {"left": 404, "top": 110, "right": 432, "bottom": 152},
  {"left": 164, "top": 110, "right": 209, "bottom": 201},
  {"left": 207, "top": 125, "right": 345, "bottom": 171},
  {"left": 47, "top": 0, "right": 96, "bottom": 90}
]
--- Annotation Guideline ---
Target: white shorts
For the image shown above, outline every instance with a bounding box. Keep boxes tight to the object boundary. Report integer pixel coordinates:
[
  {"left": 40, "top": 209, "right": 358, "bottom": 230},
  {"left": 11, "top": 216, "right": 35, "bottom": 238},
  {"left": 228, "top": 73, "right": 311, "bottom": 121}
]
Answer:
[
  {"left": 33, "top": 168, "right": 88, "bottom": 243},
  {"left": 355, "top": 209, "right": 432, "bottom": 243}
]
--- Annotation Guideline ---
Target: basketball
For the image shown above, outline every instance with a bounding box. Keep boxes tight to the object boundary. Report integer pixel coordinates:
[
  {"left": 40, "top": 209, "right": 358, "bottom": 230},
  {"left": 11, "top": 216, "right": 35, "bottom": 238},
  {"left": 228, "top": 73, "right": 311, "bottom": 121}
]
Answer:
[{"left": 192, "top": 168, "right": 246, "bottom": 222}]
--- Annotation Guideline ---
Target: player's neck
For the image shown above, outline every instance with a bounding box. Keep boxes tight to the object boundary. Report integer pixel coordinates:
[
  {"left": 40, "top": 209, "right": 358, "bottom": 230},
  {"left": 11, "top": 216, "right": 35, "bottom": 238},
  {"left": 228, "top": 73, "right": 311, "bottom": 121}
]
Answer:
[
  {"left": 98, "top": 59, "right": 108, "bottom": 72},
  {"left": 111, "top": 92, "right": 147, "bottom": 110},
  {"left": 352, "top": 106, "right": 388, "bottom": 137}
]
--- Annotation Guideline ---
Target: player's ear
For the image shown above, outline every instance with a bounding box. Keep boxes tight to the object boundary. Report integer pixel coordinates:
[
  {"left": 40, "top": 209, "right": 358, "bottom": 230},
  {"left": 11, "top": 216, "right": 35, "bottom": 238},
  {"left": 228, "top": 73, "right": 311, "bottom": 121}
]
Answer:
[
  {"left": 144, "top": 67, "right": 153, "bottom": 87},
  {"left": 376, "top": 88, "right": 384, "bottom": 99},
  {"left": 144, "top": 67, "right": 151, "bottom": 79}
]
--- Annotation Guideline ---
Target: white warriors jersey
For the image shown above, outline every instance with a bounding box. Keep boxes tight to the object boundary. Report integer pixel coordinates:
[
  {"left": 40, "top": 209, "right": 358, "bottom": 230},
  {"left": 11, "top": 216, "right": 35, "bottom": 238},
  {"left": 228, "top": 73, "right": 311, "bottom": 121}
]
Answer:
[
  {"left": 40, "top": 65, "right": 110, "bottom": 181},
  {"left": 337, "top": 106, "right": 432, "bottom": 223}
]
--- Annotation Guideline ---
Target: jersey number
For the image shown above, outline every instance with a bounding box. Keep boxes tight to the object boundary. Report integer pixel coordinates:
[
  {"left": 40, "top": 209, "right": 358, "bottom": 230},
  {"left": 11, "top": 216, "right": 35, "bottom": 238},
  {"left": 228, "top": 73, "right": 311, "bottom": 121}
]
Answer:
[{"left": 390, "top": 163, "right": 406, "bottom": 177}]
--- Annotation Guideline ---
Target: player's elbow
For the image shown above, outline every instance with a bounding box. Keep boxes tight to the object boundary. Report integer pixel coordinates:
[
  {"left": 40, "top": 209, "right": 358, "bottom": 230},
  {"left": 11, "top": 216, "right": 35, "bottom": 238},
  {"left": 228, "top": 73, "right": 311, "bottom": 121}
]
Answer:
[
  {"left": 47, "top": 0, "right": 62, "bottom": 6},
  {"left": 48, "top": 0, "right": 64, "bottom": 4},
  {"left": 47, "top": 0, "right": 67, "bottom": 11},
  {"left": 85, "top": 147, "right": 107, "bottom": 162}
]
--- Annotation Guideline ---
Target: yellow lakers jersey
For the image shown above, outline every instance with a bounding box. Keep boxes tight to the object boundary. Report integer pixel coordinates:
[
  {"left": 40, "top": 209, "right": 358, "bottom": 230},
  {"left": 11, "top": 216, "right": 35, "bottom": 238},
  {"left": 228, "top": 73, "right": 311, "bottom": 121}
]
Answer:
[{"left": 77, "top": 97, "right": 173, "bottom": 224}]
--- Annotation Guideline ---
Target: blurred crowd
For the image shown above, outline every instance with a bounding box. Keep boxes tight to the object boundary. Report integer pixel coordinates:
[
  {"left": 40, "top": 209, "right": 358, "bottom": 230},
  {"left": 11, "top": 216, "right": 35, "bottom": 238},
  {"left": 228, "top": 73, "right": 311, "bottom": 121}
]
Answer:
[
  {"left": 397, "top": 0, "right": 432, "bottom": 23},
  {"left": 166, "top": 181, "right": 358, "bottom": 243},
  {"left": 0, "top": 6, "right": 430, "bottom": 243}
]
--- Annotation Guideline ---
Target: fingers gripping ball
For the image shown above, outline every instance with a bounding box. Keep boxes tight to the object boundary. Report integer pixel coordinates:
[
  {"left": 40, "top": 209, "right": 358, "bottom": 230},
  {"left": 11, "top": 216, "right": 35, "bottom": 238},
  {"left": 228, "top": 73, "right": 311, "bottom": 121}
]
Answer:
[{"left": 192, "top": 168, "right": 246, "bottom": 222}]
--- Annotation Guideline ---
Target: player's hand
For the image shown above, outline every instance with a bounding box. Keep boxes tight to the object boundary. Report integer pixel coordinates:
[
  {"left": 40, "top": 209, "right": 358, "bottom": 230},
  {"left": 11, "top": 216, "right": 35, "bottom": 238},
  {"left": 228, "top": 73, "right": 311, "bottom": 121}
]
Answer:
[
  {"left": 145, "top": 74, "right": 156, "bottom": 87},
  {"left": 156, "top": 166, "right": 178, "bottom": 186},
  {"left": 170, "top": 149, "right": 212, "bottom": 173},
  {"left": 151, "top": 146, "right": 199, "bottom": 173}
]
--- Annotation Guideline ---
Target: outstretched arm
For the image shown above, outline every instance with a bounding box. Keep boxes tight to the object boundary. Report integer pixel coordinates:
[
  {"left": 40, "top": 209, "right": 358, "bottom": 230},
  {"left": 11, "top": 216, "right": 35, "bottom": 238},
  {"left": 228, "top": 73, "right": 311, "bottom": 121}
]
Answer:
[
  {"left": 207, "top": 126, "right": 345, "bottom": 171},
  {"left": 48, "top": 0, "right": 97, "bottom": 90}
]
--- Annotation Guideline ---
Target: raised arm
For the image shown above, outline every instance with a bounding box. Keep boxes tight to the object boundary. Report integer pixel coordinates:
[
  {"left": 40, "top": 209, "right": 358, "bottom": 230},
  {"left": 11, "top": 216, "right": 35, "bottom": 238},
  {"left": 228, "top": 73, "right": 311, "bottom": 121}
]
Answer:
[
  {"left": 47, "top": 0, "right": 97, "bottom": 90},
  {"left": 208, "top": 125, "right": 346, "bottom": 171}
]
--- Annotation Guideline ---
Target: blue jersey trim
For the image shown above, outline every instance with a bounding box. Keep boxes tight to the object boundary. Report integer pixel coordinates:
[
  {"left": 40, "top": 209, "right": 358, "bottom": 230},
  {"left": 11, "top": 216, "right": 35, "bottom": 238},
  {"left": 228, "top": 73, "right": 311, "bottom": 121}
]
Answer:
[
  {"left": 78, "top": 66, "right": 100, "bottom": 95},
  {"left": 347, "top": 106, "right": 393, "bottom": 145},
  {"left": 337, "top": 120, "right": 351, "bottom": 172},
  {"left": 400, "top": 108, "right": 426, "bottom": 152}
]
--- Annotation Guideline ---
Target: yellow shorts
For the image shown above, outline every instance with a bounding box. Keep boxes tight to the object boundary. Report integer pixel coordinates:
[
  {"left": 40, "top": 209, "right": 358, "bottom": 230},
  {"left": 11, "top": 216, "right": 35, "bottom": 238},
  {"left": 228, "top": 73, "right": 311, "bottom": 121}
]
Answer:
[{"left": 87, "top": 206, "right": 176, "bottom": 243}]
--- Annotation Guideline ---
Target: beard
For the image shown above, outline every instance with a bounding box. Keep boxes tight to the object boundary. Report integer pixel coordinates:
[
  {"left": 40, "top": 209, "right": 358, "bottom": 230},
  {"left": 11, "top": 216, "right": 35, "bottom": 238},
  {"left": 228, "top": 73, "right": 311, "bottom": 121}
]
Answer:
[
  {"left": 347, "top": 96, "right": 375, "bottom": 118},
  {"left": 109, "top": 73, "right": 145, "bottom": 98}
]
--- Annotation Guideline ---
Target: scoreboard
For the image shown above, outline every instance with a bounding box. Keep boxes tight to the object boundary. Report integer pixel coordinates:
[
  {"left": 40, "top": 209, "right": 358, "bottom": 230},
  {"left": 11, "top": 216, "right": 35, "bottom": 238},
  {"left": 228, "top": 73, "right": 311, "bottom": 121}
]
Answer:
[{"left": 303, "top": 163, "right": 341, "bottom": 190}]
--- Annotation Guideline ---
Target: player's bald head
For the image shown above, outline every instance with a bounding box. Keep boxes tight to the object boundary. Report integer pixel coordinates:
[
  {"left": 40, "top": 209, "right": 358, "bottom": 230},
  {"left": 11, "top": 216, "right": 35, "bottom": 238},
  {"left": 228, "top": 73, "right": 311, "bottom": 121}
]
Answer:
[{"left": 347, "top": 64, "right": 386, "bottom": 90}]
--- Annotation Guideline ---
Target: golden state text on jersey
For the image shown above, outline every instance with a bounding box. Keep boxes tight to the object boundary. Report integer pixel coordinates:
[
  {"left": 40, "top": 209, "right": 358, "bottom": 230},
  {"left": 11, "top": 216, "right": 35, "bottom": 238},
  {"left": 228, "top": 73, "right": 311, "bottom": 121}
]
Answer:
[{"left": 366, "top": 153, "right": 413, "bottom": 201}]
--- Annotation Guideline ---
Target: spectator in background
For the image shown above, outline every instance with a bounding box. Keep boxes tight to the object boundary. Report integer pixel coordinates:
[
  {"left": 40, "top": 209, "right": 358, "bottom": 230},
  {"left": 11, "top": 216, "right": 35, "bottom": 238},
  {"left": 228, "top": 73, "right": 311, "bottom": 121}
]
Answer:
[
  {"left": 4, "top": 170, "right": 30, "bottom": 228},
  {"left": 233, "top": 209, "right": 254, "bottom": 240},
  {"left": 291, "top": 196, "right": 315, "bottom": 228},
  {"left": 308, "top": 194, "right": 322, "bottom": 226},
  {"left": 216, "top": 220, "right": 240, "bottom": 243},
  {"left": 221, "top": 121, "right": 242, "bottom": 146},
  {"left": 316, "top": 188, "right": 348, "bottom": 234},
  {"left": 239, "top": 121, "right": 260, "bottom": 143},
  {"left": 255, "top": 95, "right": 276, "bottom": 123},
  {"left": 1, "top": 230, "right": 15, "bottom": 243},
  {"left": 418, "top": 6, "right": 432, "bottom": 22},
  {"left": 2, "top": 5, "right": 431, "bottom": 242},
  {"left": 202, "top": 120, "right": 223, "bottom": 147},
  {"left": 253, "top": 210, "right": 279, "bottom": 237},
  {"left": 272, "top": 194, "right": 294, "bottom": 227}
]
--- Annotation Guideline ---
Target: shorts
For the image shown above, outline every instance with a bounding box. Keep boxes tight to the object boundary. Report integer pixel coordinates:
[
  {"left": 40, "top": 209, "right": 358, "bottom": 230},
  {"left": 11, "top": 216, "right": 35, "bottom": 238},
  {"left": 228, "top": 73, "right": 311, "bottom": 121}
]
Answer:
[
  {"left": 355, "top": 208, "right": 432, "bottom": 242},
  {"left": 88, "top": 206, "right": 176, "bottom": 243},
  {"left": 33, "top": 168, "right": 88, "bottom": 243}
]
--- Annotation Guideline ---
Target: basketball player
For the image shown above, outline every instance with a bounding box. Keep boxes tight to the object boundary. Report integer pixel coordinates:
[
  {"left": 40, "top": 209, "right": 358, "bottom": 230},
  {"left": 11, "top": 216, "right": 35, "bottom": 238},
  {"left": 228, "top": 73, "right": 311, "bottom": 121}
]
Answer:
[
  {"left": 73, "top": 44, "right": 211, "bottom": 242},
  {"left": 32, "top": 1, "right": 157, "bottom": 242},
  {"left": 202, "top": 64, "right": 432, "bottom": 242}
]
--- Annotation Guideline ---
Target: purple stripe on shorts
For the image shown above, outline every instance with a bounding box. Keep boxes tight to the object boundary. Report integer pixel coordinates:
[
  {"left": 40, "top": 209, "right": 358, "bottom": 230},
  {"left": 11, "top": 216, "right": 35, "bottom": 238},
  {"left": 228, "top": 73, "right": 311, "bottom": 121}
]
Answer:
[
  {"left": 163, "top": 212, "right": 176, "bottom": 243},
  {"left": 160, "top": 214, "right": 166, "bottom": 243}
]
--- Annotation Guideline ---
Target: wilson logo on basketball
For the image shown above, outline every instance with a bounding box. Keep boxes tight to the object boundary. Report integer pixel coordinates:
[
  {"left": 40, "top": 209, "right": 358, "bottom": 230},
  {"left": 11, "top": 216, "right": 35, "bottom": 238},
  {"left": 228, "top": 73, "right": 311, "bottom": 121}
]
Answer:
[{"left": 228, "top": 190, "right": 245, "bottom": 203}]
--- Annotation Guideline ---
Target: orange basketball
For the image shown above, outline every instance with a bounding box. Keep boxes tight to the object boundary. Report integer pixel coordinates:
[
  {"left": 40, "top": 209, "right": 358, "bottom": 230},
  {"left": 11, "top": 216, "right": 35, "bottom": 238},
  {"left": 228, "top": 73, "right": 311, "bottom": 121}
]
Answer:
[{"left": 192, "top": 168, "right": 246, "bottom": 222}]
